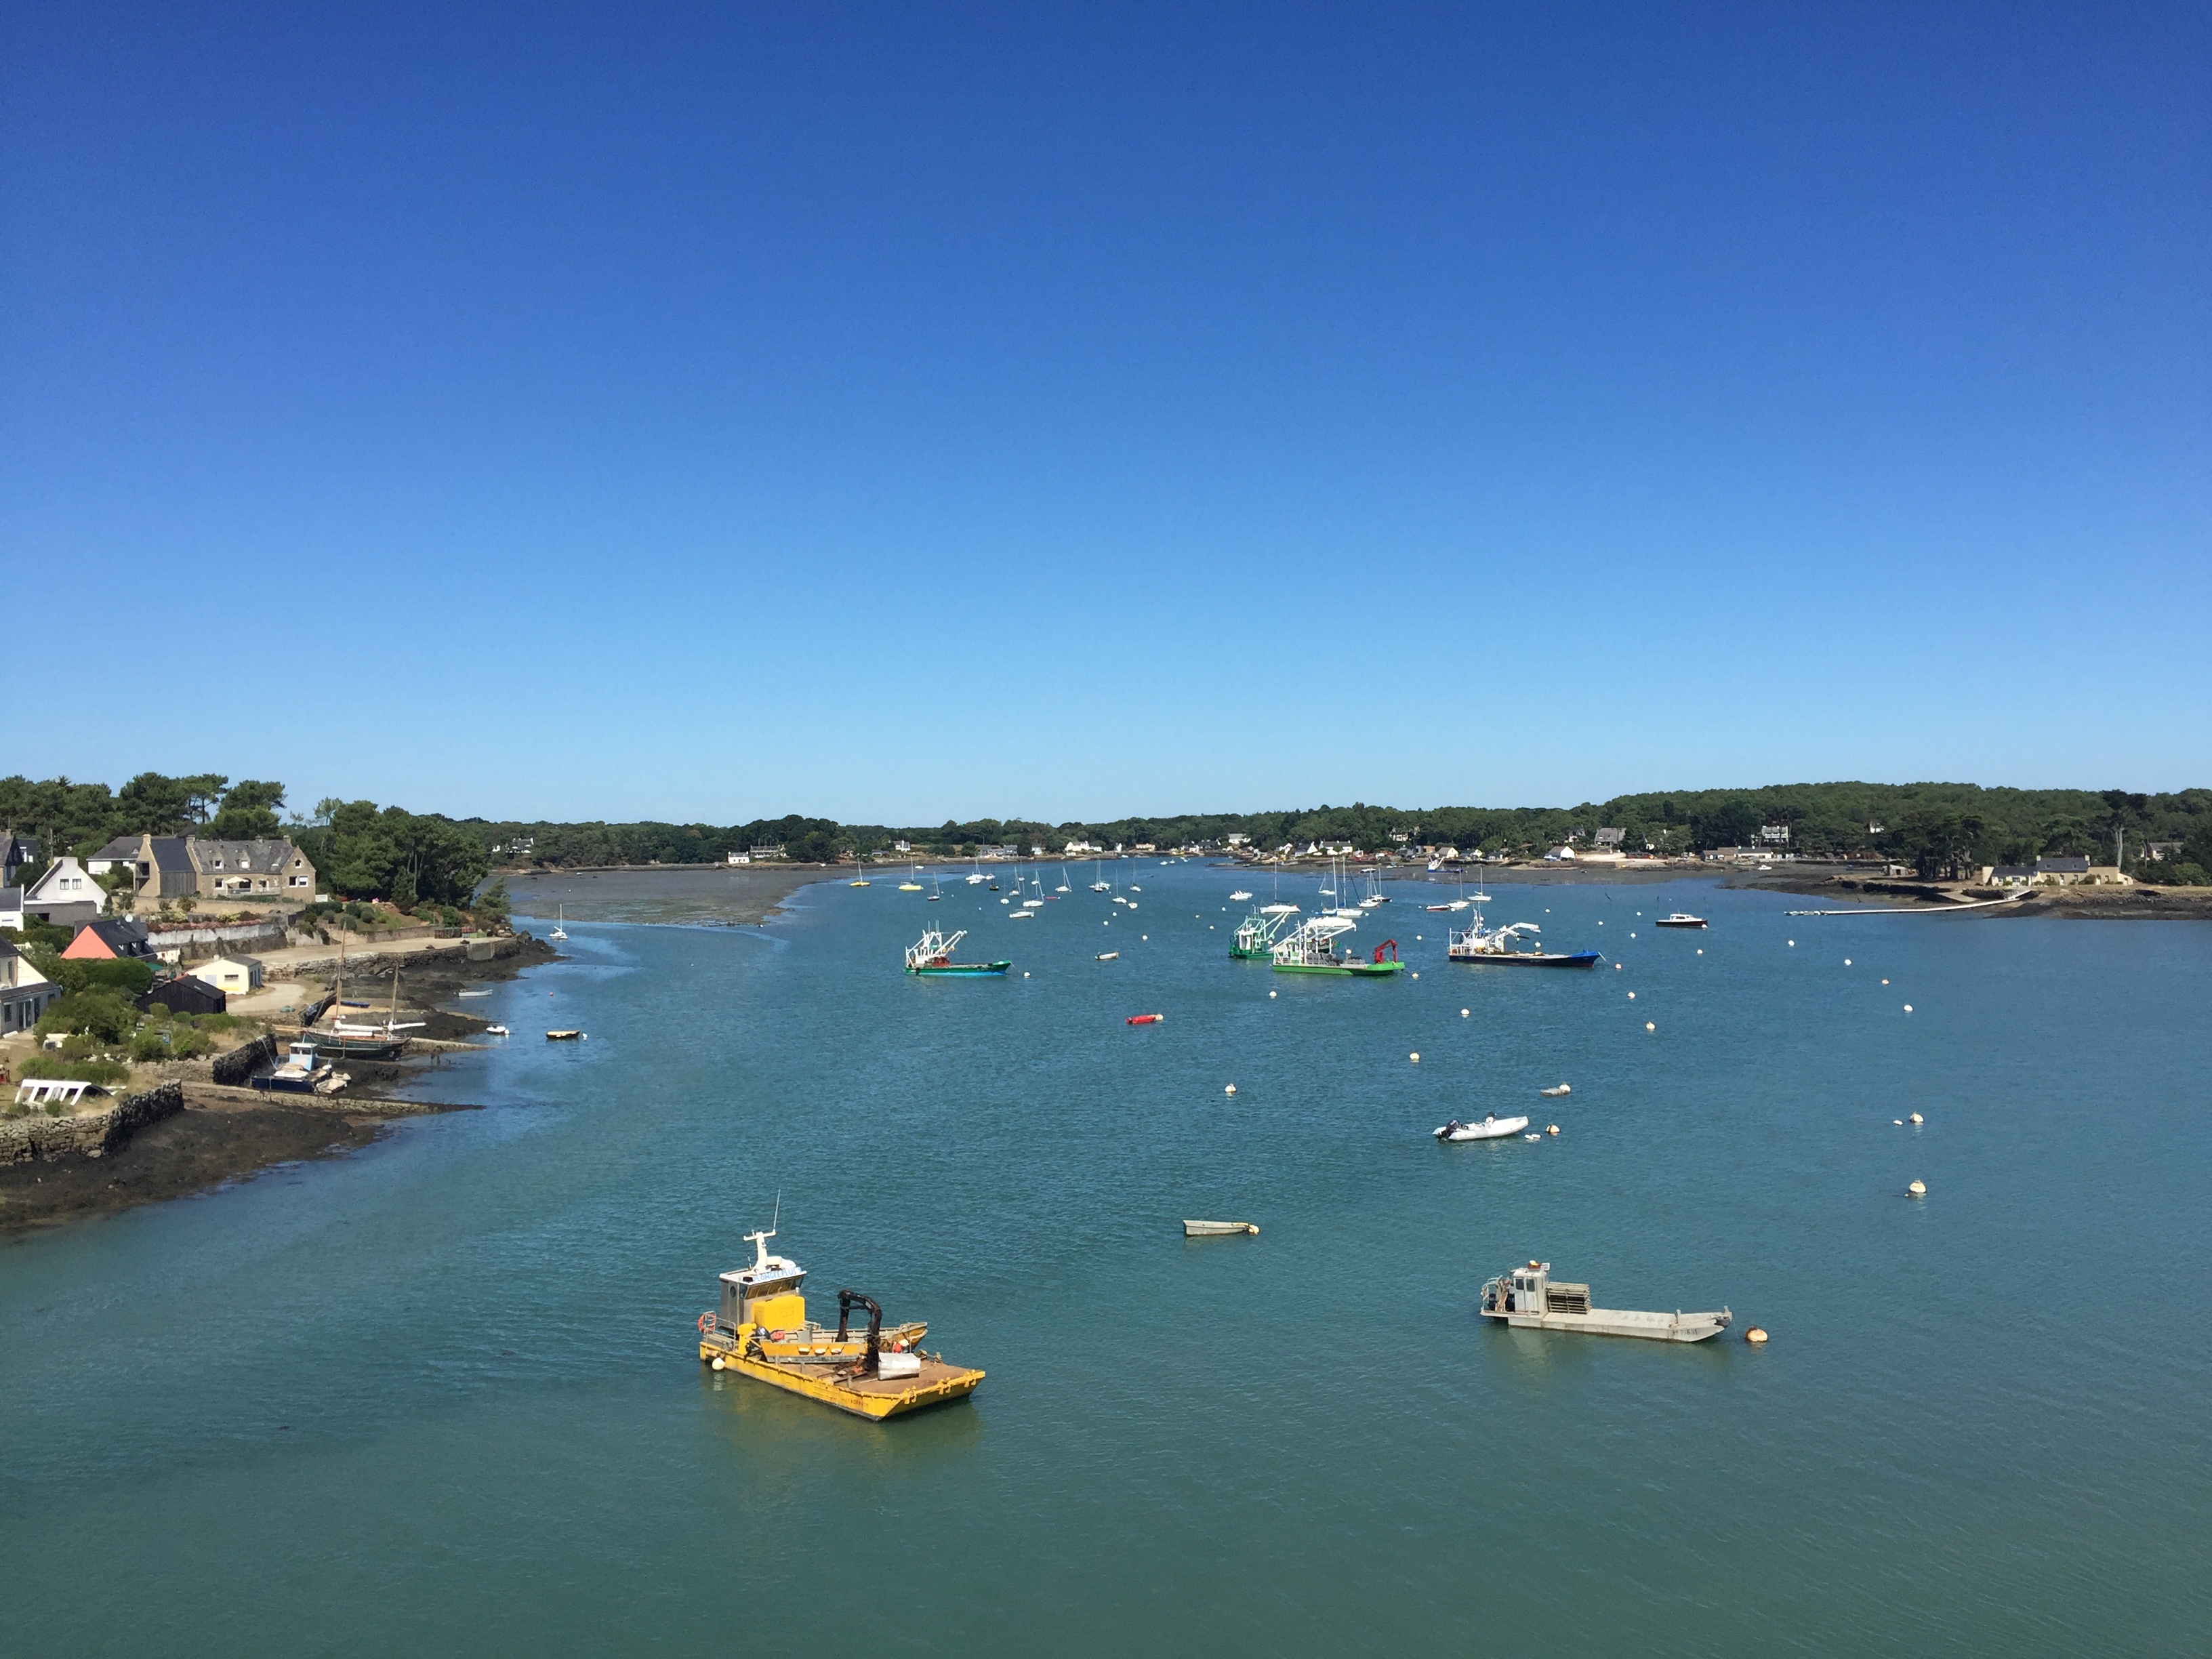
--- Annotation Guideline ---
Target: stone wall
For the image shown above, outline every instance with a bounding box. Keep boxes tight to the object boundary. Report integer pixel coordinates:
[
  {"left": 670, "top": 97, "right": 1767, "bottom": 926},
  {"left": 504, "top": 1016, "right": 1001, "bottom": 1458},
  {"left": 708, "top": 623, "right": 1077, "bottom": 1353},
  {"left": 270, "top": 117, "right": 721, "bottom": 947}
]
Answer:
[
  {"left": 0, "top": 1082, "right": 184, "bottom": 1165},
  {"left": 211, "top": 1033, "right": 277, "bottom": 1087}
]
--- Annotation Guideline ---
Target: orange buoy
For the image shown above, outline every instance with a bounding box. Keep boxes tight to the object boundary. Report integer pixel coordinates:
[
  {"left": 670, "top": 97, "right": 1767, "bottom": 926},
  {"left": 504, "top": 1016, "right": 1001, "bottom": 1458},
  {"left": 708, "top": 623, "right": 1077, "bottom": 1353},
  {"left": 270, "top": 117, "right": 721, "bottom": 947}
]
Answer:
[
  {"left": 1744, "top": 1327, "right": 1768, "bottom": 1345},
  {"left": 1126, "top": 1013, "right": 1164, "bottom": 1025}
]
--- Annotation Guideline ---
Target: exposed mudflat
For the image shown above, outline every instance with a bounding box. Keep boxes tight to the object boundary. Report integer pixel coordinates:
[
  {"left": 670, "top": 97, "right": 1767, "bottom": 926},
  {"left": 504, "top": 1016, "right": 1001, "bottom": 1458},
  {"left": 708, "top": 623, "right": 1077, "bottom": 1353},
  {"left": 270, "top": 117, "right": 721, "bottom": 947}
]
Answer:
[{"left": 0, "top": 1099, "right": 468, "bottom": 1235}]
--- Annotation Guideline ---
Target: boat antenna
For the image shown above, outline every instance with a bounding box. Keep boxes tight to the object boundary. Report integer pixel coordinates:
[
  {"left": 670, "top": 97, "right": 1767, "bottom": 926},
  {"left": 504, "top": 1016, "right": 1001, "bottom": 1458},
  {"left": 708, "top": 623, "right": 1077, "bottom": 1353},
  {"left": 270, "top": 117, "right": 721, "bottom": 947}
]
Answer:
[{"left": 771, "top": 1189, "right": 780, "bottom": 1234}]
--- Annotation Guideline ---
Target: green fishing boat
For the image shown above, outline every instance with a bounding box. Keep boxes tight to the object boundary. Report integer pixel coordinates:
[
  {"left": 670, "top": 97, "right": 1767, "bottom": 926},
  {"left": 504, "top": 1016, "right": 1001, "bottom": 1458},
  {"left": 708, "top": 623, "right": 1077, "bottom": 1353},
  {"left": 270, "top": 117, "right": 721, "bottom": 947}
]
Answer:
[
  {"left": 1230, "top": 903, "right": 1300, "bottom": 960},
  {"left": 1270, "top": 916, "right": 1404, "bottom": 976},
  {"left": 904, "top": 927, "right": 1010, "bottom": 977}
]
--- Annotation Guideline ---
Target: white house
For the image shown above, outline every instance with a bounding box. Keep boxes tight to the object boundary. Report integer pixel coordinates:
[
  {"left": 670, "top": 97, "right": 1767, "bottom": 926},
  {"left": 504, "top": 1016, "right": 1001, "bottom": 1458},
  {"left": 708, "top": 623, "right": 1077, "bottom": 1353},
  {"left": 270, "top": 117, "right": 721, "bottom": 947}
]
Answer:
[
  {"left": 22, "top": 857, "right": 106, "bottom": 926},
  {"left": 192, "top": 954, "right": 266, "bottom": 994},
  {"left": 1, "top": 938, "right": 60, "bottom": 1034}
]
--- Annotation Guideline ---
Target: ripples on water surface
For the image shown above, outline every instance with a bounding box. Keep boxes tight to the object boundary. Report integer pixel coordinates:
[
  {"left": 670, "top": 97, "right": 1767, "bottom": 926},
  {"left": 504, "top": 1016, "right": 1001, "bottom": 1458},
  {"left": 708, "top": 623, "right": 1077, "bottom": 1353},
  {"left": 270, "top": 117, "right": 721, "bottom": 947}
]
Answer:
[{"left": 3, "top": 868, "right": 2207, "bottom": 1655}]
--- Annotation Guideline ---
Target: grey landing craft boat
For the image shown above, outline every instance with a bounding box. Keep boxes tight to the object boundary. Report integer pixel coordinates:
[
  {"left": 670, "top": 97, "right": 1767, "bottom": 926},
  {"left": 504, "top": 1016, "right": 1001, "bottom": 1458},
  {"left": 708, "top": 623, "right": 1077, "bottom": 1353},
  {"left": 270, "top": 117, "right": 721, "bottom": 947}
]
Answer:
[{"left": 1479, "top": 1260, "right": 1731, "bottom": 1342}]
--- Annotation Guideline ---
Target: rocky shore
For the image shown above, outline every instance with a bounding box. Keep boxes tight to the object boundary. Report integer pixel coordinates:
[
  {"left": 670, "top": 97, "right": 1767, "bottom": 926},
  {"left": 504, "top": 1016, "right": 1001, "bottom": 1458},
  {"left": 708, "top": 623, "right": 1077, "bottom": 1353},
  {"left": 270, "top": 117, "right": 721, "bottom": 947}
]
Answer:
[{"left": 0, "top": 933, "right": 560, "bottom": 1236}]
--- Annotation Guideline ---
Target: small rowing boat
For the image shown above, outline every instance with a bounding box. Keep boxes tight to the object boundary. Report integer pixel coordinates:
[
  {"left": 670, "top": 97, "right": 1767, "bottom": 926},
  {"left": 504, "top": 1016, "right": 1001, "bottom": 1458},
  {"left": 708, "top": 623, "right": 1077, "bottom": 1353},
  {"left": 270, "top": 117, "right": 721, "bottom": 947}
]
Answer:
[
  {"left": 547, "top": 1029, "right": 583, "bottom": 1040},
  {"left": 1126, "top": 1012, "right": 1164, "bottom": 1025},
  {"left": 1096, "top": 951, "right": 1119, "bottom": 960},
  {"left": 1183, "top": 1220, "right": 1258, "bottom": 1237}
]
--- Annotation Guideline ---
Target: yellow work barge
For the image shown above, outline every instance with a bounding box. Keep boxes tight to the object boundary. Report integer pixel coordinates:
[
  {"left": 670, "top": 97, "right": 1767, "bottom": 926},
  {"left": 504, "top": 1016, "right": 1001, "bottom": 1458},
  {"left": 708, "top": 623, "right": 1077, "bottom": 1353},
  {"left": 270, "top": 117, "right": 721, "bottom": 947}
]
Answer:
[{"left": 697, "top": 1227, "right": 983, "bottom": 1421}]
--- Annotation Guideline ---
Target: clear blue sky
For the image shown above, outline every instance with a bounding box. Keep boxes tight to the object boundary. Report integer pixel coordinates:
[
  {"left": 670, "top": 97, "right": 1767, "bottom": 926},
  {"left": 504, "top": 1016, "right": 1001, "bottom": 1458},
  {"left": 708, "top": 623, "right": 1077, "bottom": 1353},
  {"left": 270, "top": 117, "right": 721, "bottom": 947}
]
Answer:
[{"left": 6, "top": 3, "right": 2207, "bottom": 825}]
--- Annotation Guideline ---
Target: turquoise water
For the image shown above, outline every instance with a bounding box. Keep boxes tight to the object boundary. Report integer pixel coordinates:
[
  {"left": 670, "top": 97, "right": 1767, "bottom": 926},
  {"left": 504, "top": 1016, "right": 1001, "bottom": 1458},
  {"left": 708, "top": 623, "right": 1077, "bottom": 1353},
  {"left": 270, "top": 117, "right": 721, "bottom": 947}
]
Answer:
[{"left": 5, "top": 869, "right": 2208, "bottom": 1654}]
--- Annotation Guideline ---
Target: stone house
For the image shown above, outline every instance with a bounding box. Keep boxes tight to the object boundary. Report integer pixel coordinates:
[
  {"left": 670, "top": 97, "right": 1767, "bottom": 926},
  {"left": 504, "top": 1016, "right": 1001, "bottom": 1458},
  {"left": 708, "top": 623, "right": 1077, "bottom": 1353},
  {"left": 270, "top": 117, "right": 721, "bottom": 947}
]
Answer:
[{"left": 88, "top": 834, "right": 316, "bottom": 903}]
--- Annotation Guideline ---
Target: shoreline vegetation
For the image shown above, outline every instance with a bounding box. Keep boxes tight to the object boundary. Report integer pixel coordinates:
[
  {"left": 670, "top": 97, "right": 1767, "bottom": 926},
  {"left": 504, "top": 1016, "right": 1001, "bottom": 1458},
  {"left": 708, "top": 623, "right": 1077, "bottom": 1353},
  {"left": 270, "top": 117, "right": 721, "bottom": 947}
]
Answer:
[{"left": 7, "top": 774, "right": 2211, "bottom": 894}]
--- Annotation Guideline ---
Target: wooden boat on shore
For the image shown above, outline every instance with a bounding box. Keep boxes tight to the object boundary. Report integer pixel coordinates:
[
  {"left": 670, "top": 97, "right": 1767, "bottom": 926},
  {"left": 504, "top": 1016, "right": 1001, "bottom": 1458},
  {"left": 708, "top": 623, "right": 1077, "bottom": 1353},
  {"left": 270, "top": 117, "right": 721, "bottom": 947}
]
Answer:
[
  {"left": 904, "top": 927, "right": 1010, "bottom": 977},
  {"left": 1183, "top": 1220, "right": 1258, "bottom": 1237},
  {"left": 1479, "top": 1260, "right": 1732, "bottom": 1343},
  {"left": 696, "top": 1225, "right": 982, "bottom": 1420}
]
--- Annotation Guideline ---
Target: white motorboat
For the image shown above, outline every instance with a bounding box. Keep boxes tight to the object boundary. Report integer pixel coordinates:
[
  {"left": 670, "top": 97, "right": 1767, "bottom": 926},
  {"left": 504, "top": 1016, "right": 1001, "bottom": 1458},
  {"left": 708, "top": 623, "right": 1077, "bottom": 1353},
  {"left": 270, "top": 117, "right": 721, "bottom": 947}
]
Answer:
[
  {"left": 1229, "top": 890, "right": 1253, "bottom": 901},
  {"left": 1434, "top": 1113, "right": 1532, "bottom": 1142},
  {"left": 1008, "top": 909, "right": 1035, "bottom": 920},
  {"left": 486, "top": 1025, "right": 510, "bottom": 1036},
  {"left": 1654, "top": 913, "right": 1708, "bottom": 928},
  {"left": 457, "top": 989, "right": 492, "bottom": 998},
  {"left": 1540, "top": 1084, "right": 1571, "bottom": 1097}
]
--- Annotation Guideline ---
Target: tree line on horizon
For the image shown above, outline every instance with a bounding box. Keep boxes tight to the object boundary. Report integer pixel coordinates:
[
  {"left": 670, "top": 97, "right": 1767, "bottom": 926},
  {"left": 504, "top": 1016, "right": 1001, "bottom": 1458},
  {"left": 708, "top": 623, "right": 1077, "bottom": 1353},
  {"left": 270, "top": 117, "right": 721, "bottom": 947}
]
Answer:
[{"left": 9, "top": 775, "right": 2211, "bottom": 890}]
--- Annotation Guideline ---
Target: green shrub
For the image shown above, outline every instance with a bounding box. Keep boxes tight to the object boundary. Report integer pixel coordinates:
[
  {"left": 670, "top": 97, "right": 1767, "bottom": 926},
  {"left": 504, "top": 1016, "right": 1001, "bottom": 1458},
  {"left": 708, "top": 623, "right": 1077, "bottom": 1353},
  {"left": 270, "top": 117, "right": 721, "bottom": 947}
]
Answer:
[
  {"left": 129, "top": 1029, "right": 172, "bottom": 1063},
  {"left": 171, "top": 1027, "right": 210, "bottom": 1060},
  {"left": 36, "top": 989, "right": 138, "bottom": 1044},
  {"left": 53, "top": 958, "right": 156, "bottom": 998}
]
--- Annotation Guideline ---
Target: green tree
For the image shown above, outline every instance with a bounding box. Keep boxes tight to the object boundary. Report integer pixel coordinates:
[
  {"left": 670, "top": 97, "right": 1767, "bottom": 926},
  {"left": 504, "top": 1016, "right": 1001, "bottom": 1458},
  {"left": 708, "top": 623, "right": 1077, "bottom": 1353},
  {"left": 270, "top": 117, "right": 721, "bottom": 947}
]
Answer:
[{"left": 208, "top": 779, "right": 287, "bottom": 839}]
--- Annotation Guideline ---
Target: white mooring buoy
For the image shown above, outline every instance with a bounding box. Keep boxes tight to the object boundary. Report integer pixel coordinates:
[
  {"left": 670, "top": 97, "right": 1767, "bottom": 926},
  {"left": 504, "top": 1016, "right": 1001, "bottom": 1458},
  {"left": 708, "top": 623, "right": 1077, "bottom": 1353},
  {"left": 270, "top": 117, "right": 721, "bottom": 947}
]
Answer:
[
  {"left": 1909, "top": 1112, "right": 1923, "bottom": 1124},
  {"left": 1907, "top": 1179, "right": 1927, "bottom": 1197}
]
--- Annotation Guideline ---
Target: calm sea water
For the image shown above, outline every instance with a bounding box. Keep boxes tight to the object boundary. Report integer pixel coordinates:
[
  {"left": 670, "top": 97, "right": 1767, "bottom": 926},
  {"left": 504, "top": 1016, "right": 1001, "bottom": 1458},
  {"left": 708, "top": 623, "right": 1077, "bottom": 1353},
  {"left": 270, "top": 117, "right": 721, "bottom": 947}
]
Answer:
[{"left": 4, "top": 867, "right": 2207, "bottom": 1655}]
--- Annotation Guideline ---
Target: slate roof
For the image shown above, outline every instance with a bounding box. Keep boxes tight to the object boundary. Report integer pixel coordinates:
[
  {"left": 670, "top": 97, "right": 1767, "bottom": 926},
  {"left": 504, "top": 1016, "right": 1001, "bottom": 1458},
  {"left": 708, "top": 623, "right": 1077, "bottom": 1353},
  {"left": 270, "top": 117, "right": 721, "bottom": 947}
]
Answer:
[
  {"left": 0, "top": 884, "right": 21, "bottom": 910},
  {"left": 197, "top": 838, "right": 299, "bottom": 874},
  {"left": 2036, "top": 855, "right": 2091, "bottom": 874},
  {"left": 89, "top": 835, "right": 143, "bottom": 863},
  {"left": 148, "top": 836, "right": 195, "bottom": 876},
  {"left": 72, "top": 917, "right": 153, "bottom": 956}
]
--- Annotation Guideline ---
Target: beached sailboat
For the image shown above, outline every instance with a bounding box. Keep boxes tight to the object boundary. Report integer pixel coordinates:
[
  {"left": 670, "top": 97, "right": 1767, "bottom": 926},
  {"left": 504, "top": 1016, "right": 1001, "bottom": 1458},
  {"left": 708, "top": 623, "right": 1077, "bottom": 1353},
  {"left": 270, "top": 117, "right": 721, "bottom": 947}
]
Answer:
[{"left": 904, "top": 927, "right": 1010, "bottom": 977}]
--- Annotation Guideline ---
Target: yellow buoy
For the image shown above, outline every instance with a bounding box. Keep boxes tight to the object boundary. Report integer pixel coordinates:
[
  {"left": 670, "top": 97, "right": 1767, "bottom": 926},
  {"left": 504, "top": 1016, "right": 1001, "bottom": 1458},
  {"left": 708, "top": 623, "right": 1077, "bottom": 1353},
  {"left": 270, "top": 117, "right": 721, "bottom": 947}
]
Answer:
[
  {"left": 1410, "top": 1052, "right": 1420, "bottom": 1063},
  {"left": 1907, "top": 1179, "right": 1926, "bottom": 1197},
  {"left": 1547, "top": 1124, "right": 1559, "bottom": 1136},
  {"left": 1744, "top": 1327, "right": 1768, "bottom": 1345}
]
